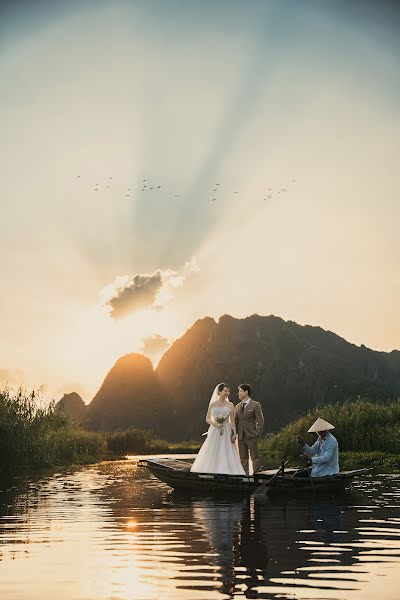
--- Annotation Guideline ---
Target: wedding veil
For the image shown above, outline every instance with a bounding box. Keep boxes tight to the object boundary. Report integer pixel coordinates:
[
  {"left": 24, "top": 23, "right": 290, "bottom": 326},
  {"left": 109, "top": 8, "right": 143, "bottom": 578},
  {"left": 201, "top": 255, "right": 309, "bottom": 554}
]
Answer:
[
  {"left": 208, "top": 383, "right": 222, "bottom": 408},
  {"left": 202, "top": 383, "right": 224, "bottom": 436}
]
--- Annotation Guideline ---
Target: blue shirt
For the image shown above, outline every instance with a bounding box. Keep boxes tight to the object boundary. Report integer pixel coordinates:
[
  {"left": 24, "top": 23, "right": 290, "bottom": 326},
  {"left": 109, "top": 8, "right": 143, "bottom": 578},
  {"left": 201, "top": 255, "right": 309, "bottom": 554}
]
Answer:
[{"left": 303, "top": 432, "right": 339, "bottom": 477}]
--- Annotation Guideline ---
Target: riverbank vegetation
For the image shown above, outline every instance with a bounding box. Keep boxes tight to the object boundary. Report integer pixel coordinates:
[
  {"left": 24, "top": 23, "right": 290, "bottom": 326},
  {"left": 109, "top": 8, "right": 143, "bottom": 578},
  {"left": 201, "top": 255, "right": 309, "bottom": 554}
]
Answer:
[
  {"left": 0, "top": 387, "right": 107, "bottom": 473},
  {"left": 0, "top": 387, "right": 199, "bottom": 473},
  {"left": 2, "top": 388, "right": 399, "bottom": 473},
  {"left": 104, "top": 428, "right": 199, "bottom": 454},
  {"left": 262, "top": 399, "right": 400, "bottom": 466}
]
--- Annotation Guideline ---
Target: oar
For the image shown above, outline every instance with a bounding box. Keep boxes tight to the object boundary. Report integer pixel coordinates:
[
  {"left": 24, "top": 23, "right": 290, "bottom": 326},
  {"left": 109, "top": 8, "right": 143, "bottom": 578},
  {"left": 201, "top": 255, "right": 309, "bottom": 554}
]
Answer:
[
  {"left": 306, "top": 462, "right": 315, "bottom": 490},
  {"left": 252, "top": 459, "right": 289, "bottom": 498},
  {"left": 300, "top": 453, "right": 315, "bottom": 490}
]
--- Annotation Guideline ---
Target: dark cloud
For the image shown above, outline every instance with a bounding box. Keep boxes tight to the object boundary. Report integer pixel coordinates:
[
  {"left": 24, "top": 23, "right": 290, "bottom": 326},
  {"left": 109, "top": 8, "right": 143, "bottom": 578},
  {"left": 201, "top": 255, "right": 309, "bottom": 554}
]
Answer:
[
  {"left": 140, "top": 334, "right": 169, "bottom": 359},
  {"left": 106, "top": 272, "right": 163, "bottom": 319}
]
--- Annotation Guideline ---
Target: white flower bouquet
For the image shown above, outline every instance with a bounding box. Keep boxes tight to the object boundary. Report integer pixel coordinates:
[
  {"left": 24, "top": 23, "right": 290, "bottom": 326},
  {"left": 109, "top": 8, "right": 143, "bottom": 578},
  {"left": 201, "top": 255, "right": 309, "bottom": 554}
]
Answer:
[{"left": 214, "top": 415, "right": 227, "bottom": 435}]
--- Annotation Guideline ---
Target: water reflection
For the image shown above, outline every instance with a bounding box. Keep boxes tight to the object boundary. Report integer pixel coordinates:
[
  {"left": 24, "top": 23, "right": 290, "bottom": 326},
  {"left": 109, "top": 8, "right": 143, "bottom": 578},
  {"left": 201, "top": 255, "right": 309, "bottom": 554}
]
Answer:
[{"left": 0, "top": 458, "right": 399, "bottom": 599}]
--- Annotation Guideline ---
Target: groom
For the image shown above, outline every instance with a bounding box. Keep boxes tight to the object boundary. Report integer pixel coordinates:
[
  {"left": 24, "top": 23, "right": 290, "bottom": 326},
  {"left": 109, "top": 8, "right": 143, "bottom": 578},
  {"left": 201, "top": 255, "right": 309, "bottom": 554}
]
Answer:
[{"left": 234, "top": 383, "right": 264, "bottom": 474}]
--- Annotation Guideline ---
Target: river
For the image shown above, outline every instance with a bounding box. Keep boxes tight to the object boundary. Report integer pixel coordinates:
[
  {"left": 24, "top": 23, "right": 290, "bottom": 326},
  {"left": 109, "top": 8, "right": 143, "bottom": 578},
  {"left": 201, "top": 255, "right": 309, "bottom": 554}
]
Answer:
[{"left": 0, "top": 455, "right": 399, "bottom": 599}]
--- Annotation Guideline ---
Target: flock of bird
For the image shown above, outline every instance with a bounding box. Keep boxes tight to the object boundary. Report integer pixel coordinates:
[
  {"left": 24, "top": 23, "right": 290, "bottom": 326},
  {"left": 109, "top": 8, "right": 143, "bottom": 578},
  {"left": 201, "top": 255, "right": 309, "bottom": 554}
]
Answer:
[
  {"left": 74, "top": 174, "right": 297, "bottom": 203},
  {"left": 263, "top": 178, "right": 297, "bottom": 201}
]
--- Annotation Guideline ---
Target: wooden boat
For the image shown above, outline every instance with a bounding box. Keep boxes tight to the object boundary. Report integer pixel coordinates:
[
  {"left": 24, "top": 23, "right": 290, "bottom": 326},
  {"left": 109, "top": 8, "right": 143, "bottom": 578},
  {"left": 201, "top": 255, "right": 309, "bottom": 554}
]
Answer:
[{"left": 139, "top": 457, "right": 369, "bottom": 495}]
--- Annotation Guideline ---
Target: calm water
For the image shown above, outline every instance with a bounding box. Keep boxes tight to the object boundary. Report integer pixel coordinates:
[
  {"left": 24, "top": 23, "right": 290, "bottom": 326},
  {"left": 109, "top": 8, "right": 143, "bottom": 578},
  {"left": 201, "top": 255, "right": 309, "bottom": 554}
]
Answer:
[{"left": 0, "top": 456, "right": 399, "bottom": 600}]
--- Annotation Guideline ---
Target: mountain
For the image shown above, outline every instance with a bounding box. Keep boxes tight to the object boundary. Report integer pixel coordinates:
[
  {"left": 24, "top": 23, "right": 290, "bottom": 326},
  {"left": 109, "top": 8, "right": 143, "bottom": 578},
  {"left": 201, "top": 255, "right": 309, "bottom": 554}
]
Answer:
[
  {"left": 55, "top": 392, "right": 87, "bottom": 422},
  {"left": 81, "top": 315, "right": 400, "bottom": 440},
  {"left": 155, "top": 314, "right": 400, "bottom": 439},
  {"left": 85, "top": 353, "right": 170, "bottom": 433}
]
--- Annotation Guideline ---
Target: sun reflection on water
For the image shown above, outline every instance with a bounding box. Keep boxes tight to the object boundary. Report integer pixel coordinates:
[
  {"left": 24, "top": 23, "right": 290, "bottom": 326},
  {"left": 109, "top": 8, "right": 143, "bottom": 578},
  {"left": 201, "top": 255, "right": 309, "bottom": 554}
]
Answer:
[{"left": 0, "top": 458, "right": 399, "bottom": 599}]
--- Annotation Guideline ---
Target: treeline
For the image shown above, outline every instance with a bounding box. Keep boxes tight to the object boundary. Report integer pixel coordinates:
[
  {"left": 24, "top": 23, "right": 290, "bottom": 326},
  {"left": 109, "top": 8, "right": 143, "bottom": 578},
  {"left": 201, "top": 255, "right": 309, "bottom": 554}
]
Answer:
[{"left": 265, "top": 399, "right": 400, "bottom": 459}]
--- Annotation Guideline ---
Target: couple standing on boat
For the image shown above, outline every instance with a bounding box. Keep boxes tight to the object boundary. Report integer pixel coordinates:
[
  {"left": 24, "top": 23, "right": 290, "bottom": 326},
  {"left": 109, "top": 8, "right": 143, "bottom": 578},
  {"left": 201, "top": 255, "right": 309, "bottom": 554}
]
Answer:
[{"left": 191, "top": 382, "right": 264, "bottom": 476}]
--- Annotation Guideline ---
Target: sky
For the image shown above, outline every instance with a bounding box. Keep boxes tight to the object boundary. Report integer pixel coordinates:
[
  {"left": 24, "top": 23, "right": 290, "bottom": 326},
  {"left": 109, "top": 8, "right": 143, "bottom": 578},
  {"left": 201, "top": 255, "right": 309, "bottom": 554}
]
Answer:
[{"left": 0, "top": 0, "right": 399, "bottom": 403}]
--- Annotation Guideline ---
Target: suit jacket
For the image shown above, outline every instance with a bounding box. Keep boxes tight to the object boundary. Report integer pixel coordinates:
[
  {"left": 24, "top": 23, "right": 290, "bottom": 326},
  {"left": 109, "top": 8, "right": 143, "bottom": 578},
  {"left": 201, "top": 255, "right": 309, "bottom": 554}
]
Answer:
[{"left": 235, "top": 398, "right": 264, "bottom": 441}]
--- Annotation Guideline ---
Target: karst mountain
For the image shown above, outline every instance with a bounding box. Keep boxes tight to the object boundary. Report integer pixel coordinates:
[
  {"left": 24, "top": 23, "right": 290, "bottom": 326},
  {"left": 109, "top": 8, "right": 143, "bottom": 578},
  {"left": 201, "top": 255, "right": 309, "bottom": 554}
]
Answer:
[{"left": 66, "top": 315, "right": 400, "bottom": 440}]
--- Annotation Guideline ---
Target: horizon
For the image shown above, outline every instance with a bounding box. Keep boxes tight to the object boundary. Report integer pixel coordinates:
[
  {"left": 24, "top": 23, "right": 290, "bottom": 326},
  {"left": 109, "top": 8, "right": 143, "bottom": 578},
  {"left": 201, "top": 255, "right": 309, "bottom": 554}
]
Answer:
[{"left": 1, "top": 0, "right": 399, "bottom": 403}]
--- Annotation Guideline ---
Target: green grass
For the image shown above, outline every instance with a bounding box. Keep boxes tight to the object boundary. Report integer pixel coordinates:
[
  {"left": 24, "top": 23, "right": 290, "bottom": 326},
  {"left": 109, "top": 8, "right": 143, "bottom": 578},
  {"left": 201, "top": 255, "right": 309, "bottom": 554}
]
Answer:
[
  {"left": 0, "top": 385, "right": 200, "bottom": 474},
  {"left": 104, "top": 428, "right": 200, "bottom": 454},
  {"left": 0, "top": 386, "right": 107, "bottom": 472},
  {"left": 339, "top": 451, "right": 400, "bottom": 470},
  {"left": 3, "top": 387, "right": 399, "bottom": 473},
  {"left": 261, "top": 398, "right": 400, "bottom": 465}
]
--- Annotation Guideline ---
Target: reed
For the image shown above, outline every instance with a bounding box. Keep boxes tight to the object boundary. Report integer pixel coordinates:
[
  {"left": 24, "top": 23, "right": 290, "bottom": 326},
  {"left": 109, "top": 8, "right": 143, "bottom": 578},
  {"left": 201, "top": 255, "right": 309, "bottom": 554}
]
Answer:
[
  {"left": 0, "top": 386, "right": 107, "bottom": 472},
  {"left": 263, "top": 398, "right": 400, "bottom": 460},
  {"left": 105, "top": 428, "right": 164, "bottom": 453},
  {"left": 104, "top": 428, "right": 200, "bottom": 454}
]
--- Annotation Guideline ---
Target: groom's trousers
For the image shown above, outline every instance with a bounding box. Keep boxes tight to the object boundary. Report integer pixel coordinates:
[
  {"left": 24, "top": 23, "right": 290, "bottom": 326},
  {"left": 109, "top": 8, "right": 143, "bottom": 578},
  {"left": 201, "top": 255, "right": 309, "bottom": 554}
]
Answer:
[{"left": 238, "top": 434, "right": 260, "bottom": 474}]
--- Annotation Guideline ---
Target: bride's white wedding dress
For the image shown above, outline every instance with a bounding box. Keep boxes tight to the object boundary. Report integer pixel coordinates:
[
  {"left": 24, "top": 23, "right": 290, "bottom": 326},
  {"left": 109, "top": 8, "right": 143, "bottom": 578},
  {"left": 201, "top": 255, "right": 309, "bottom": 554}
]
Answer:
[{"left": 190, "top": 404, "right": 246, "bottom": 475}]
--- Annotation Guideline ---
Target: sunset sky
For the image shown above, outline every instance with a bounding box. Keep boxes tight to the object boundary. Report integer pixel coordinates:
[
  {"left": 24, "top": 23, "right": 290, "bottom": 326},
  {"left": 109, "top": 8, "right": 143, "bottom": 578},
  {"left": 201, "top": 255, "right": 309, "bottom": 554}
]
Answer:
[{"left": 1, "top": 0, "right": 399, "bottom": 403}]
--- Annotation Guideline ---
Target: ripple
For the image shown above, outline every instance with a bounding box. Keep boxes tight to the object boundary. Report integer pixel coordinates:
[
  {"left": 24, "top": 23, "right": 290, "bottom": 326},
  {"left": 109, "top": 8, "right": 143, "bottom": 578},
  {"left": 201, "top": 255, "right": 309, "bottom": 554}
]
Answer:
[{"left": 0, "top": 458, "right": 399, "bottom": 599}]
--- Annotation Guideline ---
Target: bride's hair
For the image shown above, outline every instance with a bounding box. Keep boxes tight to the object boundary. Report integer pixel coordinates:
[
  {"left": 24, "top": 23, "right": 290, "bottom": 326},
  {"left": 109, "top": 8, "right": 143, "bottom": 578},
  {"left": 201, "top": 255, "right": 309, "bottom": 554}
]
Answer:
[{"left": 217, "top": 382, "right": 229, "bottom": 393}]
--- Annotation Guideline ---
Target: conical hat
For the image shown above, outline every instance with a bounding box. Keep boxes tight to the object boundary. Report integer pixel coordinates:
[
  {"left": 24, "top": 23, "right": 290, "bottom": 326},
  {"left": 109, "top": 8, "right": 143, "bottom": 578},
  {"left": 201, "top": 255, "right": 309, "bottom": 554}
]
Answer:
[{"left": 308, "top": 417, "right": 335, "bottom": 433}]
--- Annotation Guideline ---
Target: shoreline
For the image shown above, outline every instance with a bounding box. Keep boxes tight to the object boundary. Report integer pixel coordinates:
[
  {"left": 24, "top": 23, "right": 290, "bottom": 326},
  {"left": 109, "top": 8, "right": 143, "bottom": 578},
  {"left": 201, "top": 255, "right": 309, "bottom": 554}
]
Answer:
[{"left": 2, "top": 449, "right": 399, "bottom": 480}]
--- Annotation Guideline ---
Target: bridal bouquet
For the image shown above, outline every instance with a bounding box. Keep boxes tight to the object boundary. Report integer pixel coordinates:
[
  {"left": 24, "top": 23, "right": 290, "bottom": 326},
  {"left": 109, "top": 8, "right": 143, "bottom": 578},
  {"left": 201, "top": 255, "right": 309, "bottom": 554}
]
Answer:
[{"left": 215, "top": 415, "right": 227, "bottom": 435}]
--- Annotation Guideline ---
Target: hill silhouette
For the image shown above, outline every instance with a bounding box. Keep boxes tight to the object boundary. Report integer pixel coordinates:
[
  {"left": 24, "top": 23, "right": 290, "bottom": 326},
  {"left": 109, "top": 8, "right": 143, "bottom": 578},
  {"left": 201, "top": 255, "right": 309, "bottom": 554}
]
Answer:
[
  {"left": 155, "top": 314, "right": 400, "bottom": 439},
  {"left": 55, "top": 392, "right": 87, "bottom": 423},
  {"left": 76, "top": 315, "right": 400, "bottom": 440},
  {"left": 84, "top": 353, "right": 170, "bottom": 433}
]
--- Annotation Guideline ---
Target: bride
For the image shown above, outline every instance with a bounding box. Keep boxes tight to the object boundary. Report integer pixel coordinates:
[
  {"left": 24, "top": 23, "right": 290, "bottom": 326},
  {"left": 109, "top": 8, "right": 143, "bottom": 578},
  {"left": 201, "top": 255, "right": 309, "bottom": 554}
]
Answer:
[{"left": 190, "top": 383, "right": 246, "bottom": 475}]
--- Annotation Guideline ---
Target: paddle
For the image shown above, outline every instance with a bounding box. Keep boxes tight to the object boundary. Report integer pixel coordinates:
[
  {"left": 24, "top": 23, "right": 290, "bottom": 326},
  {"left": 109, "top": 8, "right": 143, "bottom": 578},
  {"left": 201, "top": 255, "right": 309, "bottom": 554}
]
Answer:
[
  {"left": 252, "top": 459, "right": 289, "bottom": 498},
  {"left": 305, "top": 461, "right": 314, "bottom": 490},
  {"left": 299, "top": 450, "right": 315, "bottom": 490}
]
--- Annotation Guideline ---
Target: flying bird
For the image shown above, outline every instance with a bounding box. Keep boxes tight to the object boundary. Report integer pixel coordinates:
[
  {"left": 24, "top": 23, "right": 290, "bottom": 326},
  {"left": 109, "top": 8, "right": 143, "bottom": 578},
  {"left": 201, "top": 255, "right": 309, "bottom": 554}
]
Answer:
[{"left": 157, "top": 186, "right": 161, "bottom": 189}]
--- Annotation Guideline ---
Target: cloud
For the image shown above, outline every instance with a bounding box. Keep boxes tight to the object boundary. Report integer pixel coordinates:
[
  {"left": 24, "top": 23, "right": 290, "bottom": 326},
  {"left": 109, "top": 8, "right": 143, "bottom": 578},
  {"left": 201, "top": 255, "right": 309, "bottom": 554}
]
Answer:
[
  {"left": 140, "top": 334, "right": 169, "bottom": 359},
  {"left": 105, "top": 272, "right": 163, "bottom": 319},
  {"left": 103, "top": 257, "right": 200, "bottom": 320},
  {"left": 184, "top": 256, "right": 200, "bottom": 274}
]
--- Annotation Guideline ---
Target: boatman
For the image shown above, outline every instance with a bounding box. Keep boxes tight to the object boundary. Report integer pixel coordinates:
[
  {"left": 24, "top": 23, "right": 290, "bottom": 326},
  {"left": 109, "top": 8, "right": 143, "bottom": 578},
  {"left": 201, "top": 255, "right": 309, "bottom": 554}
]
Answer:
[{"left": 296, "top": 417, "right": 339, "bottom": 477}]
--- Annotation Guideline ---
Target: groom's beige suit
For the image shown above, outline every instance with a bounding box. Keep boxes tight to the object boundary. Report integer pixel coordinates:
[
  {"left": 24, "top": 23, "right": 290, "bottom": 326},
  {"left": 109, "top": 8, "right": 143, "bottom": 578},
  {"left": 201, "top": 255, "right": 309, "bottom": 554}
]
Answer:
[{"left": 234, "top": 398, "right": 264, "bottom": 474}]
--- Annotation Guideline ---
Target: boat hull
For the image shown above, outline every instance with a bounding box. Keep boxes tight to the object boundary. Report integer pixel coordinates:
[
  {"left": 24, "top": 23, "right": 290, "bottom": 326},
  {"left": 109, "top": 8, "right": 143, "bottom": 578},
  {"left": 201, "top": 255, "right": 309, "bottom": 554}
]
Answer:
[{"left": 140, "top": 458, "right": 366, "bottom": 496}]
